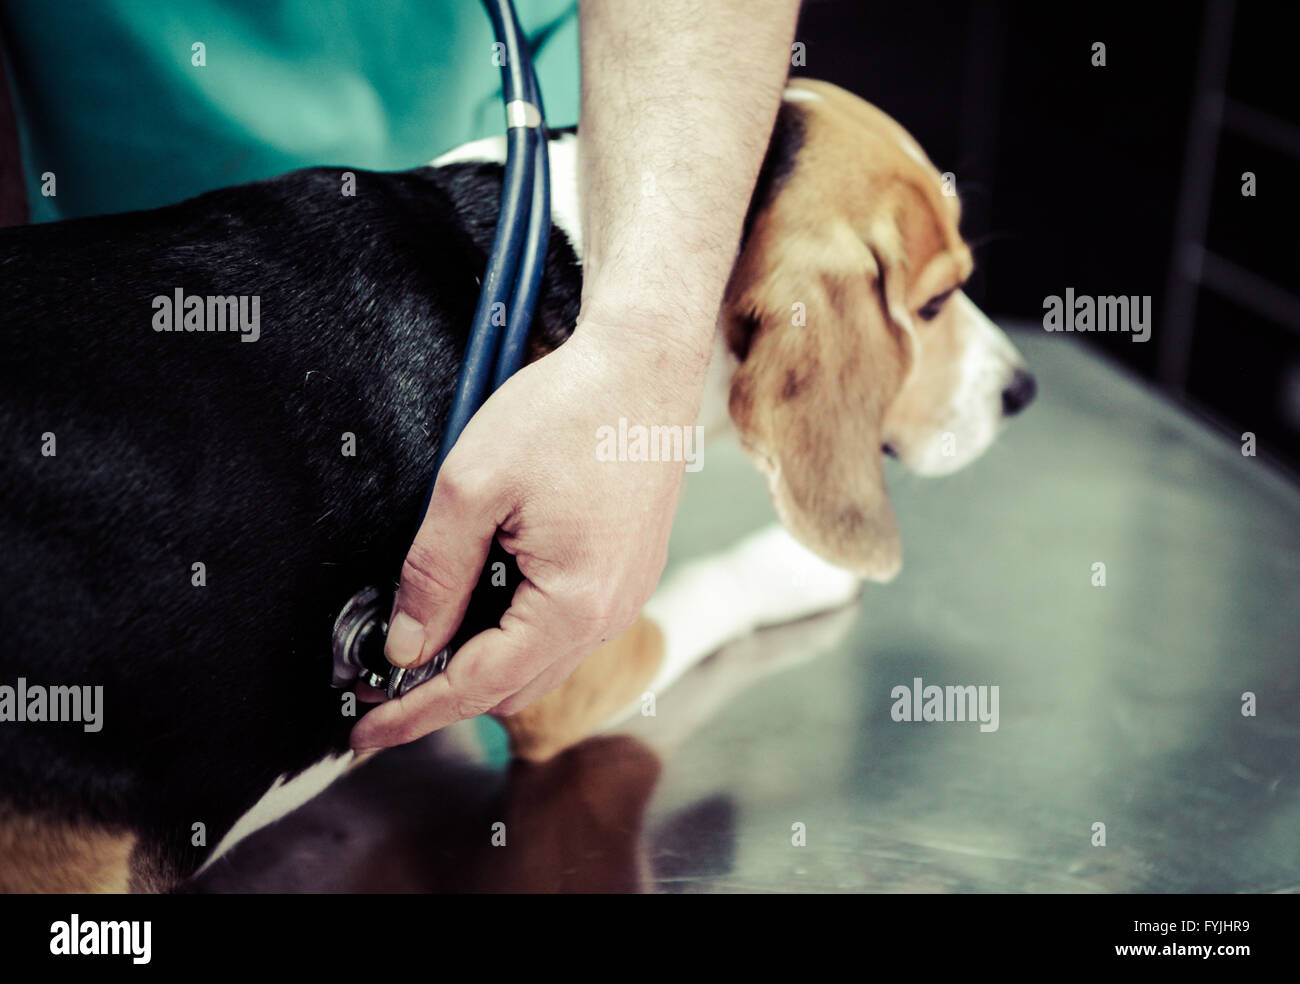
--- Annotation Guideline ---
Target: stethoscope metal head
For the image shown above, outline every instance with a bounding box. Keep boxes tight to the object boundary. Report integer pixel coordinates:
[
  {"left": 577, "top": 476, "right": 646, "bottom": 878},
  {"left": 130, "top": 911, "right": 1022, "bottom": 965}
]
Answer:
[{"left": 330, "top": 586, "right": 450, "bottom": 699}]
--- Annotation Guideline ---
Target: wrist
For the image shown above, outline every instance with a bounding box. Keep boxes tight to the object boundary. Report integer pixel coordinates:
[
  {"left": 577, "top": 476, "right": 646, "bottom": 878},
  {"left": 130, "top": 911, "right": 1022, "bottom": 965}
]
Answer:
[{"left": 575, "top": 292, "right": 720, "bottom": 377}]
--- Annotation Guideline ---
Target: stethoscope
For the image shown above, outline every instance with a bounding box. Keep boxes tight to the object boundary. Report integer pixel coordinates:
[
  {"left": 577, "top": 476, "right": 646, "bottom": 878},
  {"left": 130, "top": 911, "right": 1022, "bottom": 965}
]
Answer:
[{"left": 331, "top": 0, "right": 549, "bottom": 699}]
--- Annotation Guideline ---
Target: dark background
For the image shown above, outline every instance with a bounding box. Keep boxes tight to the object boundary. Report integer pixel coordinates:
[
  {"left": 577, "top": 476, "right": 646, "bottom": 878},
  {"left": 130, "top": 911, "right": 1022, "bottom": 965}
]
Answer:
[
  {"left": 794, "top": 0, "right": 1300, "bottom": 476},
  {"left": 2, "top": 1, "right": 1294, "bottom": 474}
]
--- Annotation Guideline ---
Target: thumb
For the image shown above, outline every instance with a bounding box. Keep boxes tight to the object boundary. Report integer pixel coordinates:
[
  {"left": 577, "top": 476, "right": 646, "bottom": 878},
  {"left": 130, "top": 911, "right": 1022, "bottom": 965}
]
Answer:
[{"left": 386, "top": 471, "right": 497, "bottom": 669}]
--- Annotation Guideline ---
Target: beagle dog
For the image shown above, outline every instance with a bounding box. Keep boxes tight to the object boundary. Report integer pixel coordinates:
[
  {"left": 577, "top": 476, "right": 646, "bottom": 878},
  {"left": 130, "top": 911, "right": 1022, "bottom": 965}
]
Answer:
[
  {"left": 0, "top": 79, "right": 1032, "bottom": 893},
  {"left": 451, "top": 78, "right": 1035, "bottom": 757}
]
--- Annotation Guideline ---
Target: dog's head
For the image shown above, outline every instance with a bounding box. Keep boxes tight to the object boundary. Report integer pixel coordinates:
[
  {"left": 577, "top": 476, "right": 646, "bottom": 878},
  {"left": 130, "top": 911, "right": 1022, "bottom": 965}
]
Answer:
[{"left": 725, "top": 79, "right": 1035, "bottom": 581}]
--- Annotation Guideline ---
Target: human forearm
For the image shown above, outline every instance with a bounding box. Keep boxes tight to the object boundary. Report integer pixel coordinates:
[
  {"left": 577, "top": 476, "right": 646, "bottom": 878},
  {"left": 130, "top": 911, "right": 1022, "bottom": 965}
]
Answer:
[{"left": 576, "top": 0, "right": 800, "bottom": 370}]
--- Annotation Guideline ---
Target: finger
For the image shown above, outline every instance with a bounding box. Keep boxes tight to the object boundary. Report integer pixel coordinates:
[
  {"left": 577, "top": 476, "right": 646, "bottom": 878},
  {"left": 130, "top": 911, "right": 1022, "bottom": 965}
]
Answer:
[
  {"left": 488, "top": 649, "right": 586, "bottom": 717},
  {"left": 385, "top": 469, "right": 498, "bottom": 670},
  {"left": 351, "top": 581, "right": 576, "bottom": 749}
]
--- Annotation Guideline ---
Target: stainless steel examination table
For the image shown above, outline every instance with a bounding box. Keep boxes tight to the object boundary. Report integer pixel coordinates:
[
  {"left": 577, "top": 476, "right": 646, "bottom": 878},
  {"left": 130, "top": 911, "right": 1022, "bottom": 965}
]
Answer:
[{"left": 193, "top": 327, "right": 1300, "bottom": 893}]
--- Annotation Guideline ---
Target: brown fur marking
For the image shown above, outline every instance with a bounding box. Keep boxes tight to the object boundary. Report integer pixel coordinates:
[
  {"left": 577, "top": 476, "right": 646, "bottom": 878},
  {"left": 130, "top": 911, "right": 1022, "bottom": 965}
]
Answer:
[
  {"left": 0, "top": 804, "right": 134, "bottom": 893},
  {"left": 497, "top": 616, "right": 664, "bottom": 762}
]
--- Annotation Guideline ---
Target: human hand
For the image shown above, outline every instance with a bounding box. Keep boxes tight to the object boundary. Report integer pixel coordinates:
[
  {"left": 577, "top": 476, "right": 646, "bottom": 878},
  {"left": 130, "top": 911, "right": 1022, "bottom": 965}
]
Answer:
[{"left": 349, "top": 318, "right": 709, "bottom": 749}]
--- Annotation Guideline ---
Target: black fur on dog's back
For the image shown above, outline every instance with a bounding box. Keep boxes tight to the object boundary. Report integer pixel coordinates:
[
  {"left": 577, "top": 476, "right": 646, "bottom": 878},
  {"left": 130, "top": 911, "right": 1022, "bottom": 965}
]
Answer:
[{"left": 0, "top": 161, "right": 581, "bottom": 884}]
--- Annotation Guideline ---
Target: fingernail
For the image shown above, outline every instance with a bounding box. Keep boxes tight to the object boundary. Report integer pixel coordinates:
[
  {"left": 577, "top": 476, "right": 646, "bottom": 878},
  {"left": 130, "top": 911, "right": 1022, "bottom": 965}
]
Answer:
[{"left": 385, "top": 610, "right": 426, "bottom": 667}]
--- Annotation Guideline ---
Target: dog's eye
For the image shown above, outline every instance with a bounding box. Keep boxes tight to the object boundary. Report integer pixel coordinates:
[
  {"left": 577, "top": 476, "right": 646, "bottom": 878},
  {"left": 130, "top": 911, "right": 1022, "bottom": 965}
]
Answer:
[{"left": 918, "top": 290, "right": 954, "bottom": 322}]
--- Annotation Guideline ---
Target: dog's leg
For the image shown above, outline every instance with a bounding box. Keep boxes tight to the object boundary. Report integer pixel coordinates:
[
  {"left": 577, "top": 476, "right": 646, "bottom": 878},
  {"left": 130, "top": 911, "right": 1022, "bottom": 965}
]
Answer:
[
  {"left": 639, "top": 523, "right": 862, "bottom": 699},
  {"left": 618, "top": 603, "right": 861, "bottom": 757},
  {"left": 497, "top": 523, "right": 860, "bottom": 761}
]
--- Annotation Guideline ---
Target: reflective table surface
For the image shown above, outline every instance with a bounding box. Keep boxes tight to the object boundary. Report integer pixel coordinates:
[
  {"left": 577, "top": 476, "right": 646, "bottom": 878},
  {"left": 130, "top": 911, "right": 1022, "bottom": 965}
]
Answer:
[{"left": 192, "top": 328, "right": 1300, "bottom": 893}]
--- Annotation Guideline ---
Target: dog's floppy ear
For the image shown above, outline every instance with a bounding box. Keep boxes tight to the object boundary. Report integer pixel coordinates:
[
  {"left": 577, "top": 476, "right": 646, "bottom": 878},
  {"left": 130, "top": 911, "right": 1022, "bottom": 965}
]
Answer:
[{"left": 724, "top": 214, "right": 917, "bottom": 581}]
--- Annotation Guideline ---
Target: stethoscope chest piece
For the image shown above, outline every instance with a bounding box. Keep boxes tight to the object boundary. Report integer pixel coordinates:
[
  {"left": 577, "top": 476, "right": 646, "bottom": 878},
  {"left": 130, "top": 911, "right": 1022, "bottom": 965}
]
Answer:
[{"left": 331, "top": 585, "right": 452, "bottom": 699}]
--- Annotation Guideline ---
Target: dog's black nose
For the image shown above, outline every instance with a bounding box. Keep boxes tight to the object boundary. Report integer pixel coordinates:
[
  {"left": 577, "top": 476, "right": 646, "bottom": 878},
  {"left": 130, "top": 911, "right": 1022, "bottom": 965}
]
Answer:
[{"left": 1001, "top": 369, "right": 1037, "bottom": 417}]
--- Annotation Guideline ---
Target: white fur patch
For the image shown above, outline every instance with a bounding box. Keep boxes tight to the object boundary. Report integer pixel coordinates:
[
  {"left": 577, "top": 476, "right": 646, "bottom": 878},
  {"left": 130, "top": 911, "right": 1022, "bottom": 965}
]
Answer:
[
  {"left": 910, "top": 291, "right": 1025, "bottom": 475},
  {"left": 432, "top": 132, "right": 583, "bottom": 260},
  {"left": 696, "top": 328, "right": 739, "bottom": 440},
  {"left": 196, "top": 751, "right": 355, "bottom": 874},
  {"left": 783, "top": 87, "right": 822, "bottom": 104},
  {"left": 431, "top": 135, "right": 507, "bottom": 167},
  {"left": 637, "top": 524, "right": 860, "bottom": 705}
]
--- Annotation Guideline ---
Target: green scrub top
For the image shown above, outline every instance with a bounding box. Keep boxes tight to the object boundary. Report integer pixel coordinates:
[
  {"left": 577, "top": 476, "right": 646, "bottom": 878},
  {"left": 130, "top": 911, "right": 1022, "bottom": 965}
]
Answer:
[{"left": 0, "top": 0, "right": 580, "bottom": 222}]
